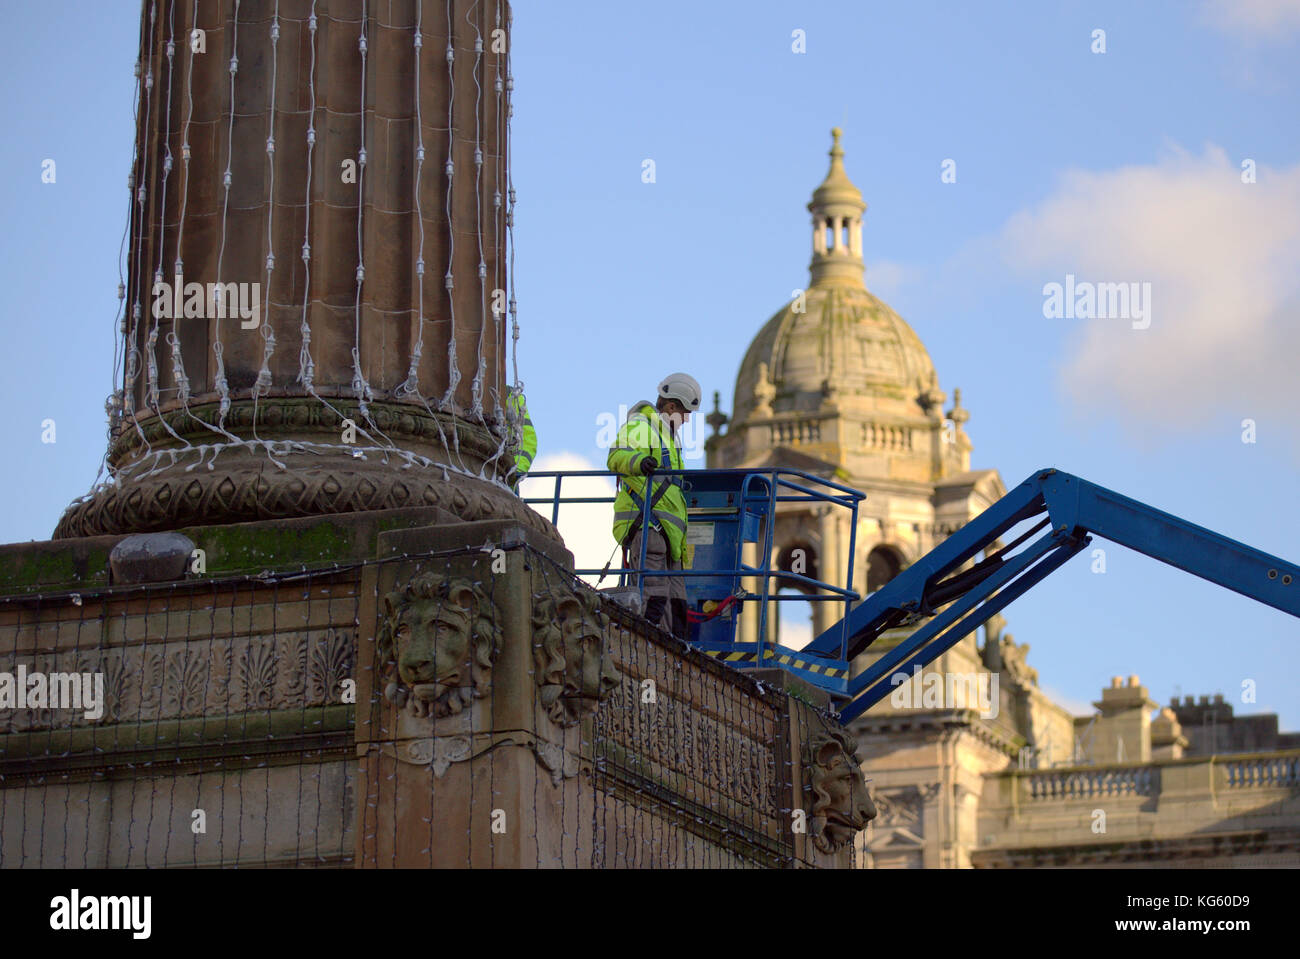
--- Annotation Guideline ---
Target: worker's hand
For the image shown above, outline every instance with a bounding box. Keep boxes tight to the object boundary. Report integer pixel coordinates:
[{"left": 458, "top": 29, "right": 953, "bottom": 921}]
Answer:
[{"left": 639, "top": 456, "right": 658, "bottom": 477}]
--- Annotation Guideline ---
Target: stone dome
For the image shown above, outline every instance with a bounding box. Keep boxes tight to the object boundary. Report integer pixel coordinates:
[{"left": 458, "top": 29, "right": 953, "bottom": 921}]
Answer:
[
  {"left": 730, "top": 129, "right": 942, "bottom": 428},
  {"left": 732, "top": 285, "right": 940, "bottom": 425}
]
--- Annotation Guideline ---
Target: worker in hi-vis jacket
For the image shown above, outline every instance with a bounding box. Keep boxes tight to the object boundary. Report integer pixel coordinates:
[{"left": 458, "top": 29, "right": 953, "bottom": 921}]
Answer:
[
  {"left": 507, "top": 388, "right": 536, "bottom": 492},
  {"left": 607, "top": 373, "right": 700, "bottom": 641}
]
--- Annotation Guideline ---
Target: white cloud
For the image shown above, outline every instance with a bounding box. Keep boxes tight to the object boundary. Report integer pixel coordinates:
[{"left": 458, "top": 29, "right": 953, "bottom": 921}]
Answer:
[
  {"left": 1199, "top": 0, "right": 1300, "bottom": 39},
  {"left": 519, "top": 451, "right": 619, "bottom": 586},
  {"left": 865, "top": 259, "right": 919, "bottom": 300},
  {"left": 1039, "top": 685, "right": 1096, "bottom": 719},
  {"left": 999, "top": 144, "right": 1300, "bottom": 444}
]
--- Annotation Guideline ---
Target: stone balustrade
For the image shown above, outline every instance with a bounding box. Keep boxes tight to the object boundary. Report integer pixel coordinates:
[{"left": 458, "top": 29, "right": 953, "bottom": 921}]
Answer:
[{"left": 974, "top": 750, "right": 1300, "bottom": 867}]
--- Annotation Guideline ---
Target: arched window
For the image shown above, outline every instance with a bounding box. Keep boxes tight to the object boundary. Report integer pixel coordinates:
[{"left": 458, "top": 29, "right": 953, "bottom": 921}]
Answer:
[
  {"left": 768, "top": 542, "right": 817, "bottom": 650},
  {"left": 866, "top": 545, "right": 903, "bottom": 593},
  {"left": 777, "top": 542, "right": 818, "bottom": 586}
]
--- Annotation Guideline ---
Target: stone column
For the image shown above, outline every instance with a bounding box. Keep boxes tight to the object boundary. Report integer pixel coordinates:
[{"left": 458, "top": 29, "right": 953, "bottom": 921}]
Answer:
[
  {"left": 56, "top": 0, "right": 548, "bottom": 541},
  {"left": 738, "top": 537, "right": 759, "bottom": 646},
  {"left": 813, "top": 507, "right": 836, "bottom": 637}
]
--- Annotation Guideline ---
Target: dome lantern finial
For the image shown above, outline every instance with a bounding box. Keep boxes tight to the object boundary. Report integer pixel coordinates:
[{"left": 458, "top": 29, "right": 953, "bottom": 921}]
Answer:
[{"left": 807, "top": 127, "right": 867, "bottom": 289}]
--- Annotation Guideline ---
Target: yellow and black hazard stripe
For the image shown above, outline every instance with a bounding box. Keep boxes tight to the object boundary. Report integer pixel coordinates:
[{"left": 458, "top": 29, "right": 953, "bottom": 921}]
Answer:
[{"left": 699, "top": 647, "right": 847, "bottom": 680}]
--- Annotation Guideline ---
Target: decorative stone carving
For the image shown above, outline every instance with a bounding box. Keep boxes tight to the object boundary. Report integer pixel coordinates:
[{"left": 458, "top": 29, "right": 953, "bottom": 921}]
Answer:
[
  {"left": 593, "top": 671, "right": 780, "bottom": 818},
  {"left": 871, "top": 782, "right": 937, "bottom": 837},
  {"left": 980, "top": 612, "right": 1006, "bottom": 672},
  {"left": 805, "top": 725, "right": 876, "bottom": 853},
  {"left": 1000, "top": 633, "right": 1038, "bottom": 687},
  {"left": 378, "top": 573, "right": 501, "bottom": 719},
  {"left": 307, "top": 629, "right": 355, "bottom": 705},
  {"left": 397, "top": 735, "right": 475, "bottom": 777},
  {"left": 534, "top": 739, "right": 581, "bottom": 785},
  {"left": 531, "top": 587, "right": 621, "bottom": 726},
  {"left": 54, "top": 448, "right": 558, "bottom": 541},
  {"left": 872, "top": 786, "right": 924, "bottom": 829},
  {"left": 239, "top": 642, "right": 278, "bottom": 710},
  {"left": 163, "top": 650, "right": 207, "bottom": 717}
]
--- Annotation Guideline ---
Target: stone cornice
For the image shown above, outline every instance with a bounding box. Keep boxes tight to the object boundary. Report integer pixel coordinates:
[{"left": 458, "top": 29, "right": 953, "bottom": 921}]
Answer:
[{"left": 851, "top": 708, "right": 1025, "bottom": 758}]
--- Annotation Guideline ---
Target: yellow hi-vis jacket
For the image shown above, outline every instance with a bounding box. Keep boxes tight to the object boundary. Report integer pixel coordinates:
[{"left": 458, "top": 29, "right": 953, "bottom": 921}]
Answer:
[
  {"left": 509, "top": 392, "right": 536, "bottom": 482},
  {"left": 607, "top": 401, "right": 689, "bottom": 563}
]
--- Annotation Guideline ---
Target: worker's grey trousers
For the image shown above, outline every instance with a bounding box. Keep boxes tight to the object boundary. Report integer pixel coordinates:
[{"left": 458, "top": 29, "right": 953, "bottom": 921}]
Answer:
[{"left": 628, "top": 529, "right": 687, "bottom": 641}]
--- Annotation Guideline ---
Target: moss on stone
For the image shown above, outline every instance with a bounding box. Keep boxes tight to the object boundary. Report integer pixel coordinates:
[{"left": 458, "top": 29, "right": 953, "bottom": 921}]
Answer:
[
  {"left": 0, "top": 504, "right": 469, "bottom": 595},
  {"left": 0, "top": 543, "right": 112, "bottom": 595},
  {"left": 189, "top": 521, "right": 355, "bottom": 574}
]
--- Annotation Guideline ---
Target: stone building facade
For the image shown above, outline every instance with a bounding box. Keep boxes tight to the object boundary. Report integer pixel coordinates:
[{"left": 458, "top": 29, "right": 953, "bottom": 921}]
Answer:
[{"left": 707, "top": 130, "right": 1300, "bottom": 868}]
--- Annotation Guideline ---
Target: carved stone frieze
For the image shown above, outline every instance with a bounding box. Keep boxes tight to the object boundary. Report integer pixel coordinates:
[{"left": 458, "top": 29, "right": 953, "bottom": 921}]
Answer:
[
  {"left": 593, "top": 671, "right": 779, "bottom": 816},
  {"left": 0, "top": 628, "right": 356, "bottom": 732}
]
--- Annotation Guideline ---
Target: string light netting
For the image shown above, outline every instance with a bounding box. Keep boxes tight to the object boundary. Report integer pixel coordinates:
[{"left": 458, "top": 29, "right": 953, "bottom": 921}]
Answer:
[{"left": 59, "top": 0, "right": 524, "bottom": 539}]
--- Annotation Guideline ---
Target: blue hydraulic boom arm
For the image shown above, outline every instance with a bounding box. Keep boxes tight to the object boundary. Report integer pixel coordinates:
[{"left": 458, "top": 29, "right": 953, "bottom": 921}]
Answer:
[{"left": 803, "top": 468, "right": 1300, "bottom": 724}]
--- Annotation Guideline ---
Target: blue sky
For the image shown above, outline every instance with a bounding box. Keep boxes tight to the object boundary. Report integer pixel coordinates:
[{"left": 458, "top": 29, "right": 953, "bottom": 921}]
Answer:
[{"left": 2, "top": 1, "right": 1297, "bottom": 730}]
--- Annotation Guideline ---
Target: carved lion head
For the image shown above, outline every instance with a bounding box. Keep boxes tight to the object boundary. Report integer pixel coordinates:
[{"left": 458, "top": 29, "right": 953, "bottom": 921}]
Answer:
[
  {"left": 531, "top": 588, "right": 621, "bottom": 726},
  {"left": 807, "top": 726, "right": 876, "bottom": 853},
  {"left": 377, "top": 573, "right": 499, "bottom": 718}
]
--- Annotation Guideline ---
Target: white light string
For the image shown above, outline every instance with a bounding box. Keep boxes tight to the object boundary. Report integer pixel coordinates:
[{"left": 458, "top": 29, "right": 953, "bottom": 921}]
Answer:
[
  {"left": 94, "top": 10, "right": 148, "bottom": 490},
  {"left": 122, "top": 1, "right": 160, "bottom": 457},
  {"left": 198, "top": 0, "right": 245, "bottom": 450},
  {"left": 77, "top": 2, "right": 521, "bottom": 502},
  {"left": 105, "top": 436, "right": 472, "bottom": 486},
  {"left": 255, "top": 0, "right": 281, "bottom": 405},
  {"left": 466, "top": 0, "right": 511, "bottom": 483},
  {"left": 505, "top": 1, "right": 523, "bottom": 466},
  {"left": 249, "top": 0, "right": 281, "bottom": 464},
  {"left": 166, "top": 0, "right": 200, "bottom": 413},
  {"left": 467, "top": 1, "right": 487, "bottom": 422},
  {"left": 145, "top": 0, "right": 191, "bottom": 450},
  {"left": 340, "top": 0, "right": 402, "bottom": 457},
  {"left": 297, "top": 1, "right": 319, "bottom": 396},
  {"left": 491, "top": 0, "right": 505, "bottom": 425},
  {"left": 440, "top": 0, "right": 460, "bottom": 412},
  {"left": 490, "top": 0, "right": 519, "bottom": 479},
  {"left": 430, "top": 1, "right": 497, "bottom": 482},
  {"left": 291, "top": 4, "right": 393, "bottom": 458},
  {"left": 394, "top": 0, "right": 467, "bottom": 475},
  {"left": 211, "top": 0, "right": 240, "bottom": 431},
  {"left": 396, "top": 0, "right": 427, "bottom": 401},
  {"left": 351, "top": 0, "right": 374, "bottom": 421}
]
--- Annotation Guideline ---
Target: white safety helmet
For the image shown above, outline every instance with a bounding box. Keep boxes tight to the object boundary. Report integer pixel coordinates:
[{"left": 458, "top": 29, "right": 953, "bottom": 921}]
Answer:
[{"left": 658, "top": 372, "right": 702, "bottom": 411}]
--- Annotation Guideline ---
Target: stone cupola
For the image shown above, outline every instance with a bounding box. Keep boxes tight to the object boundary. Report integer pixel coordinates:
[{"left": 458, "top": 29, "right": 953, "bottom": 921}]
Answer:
[{"left": 711, "top": 129, "right": 969, "bottom": 486}]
